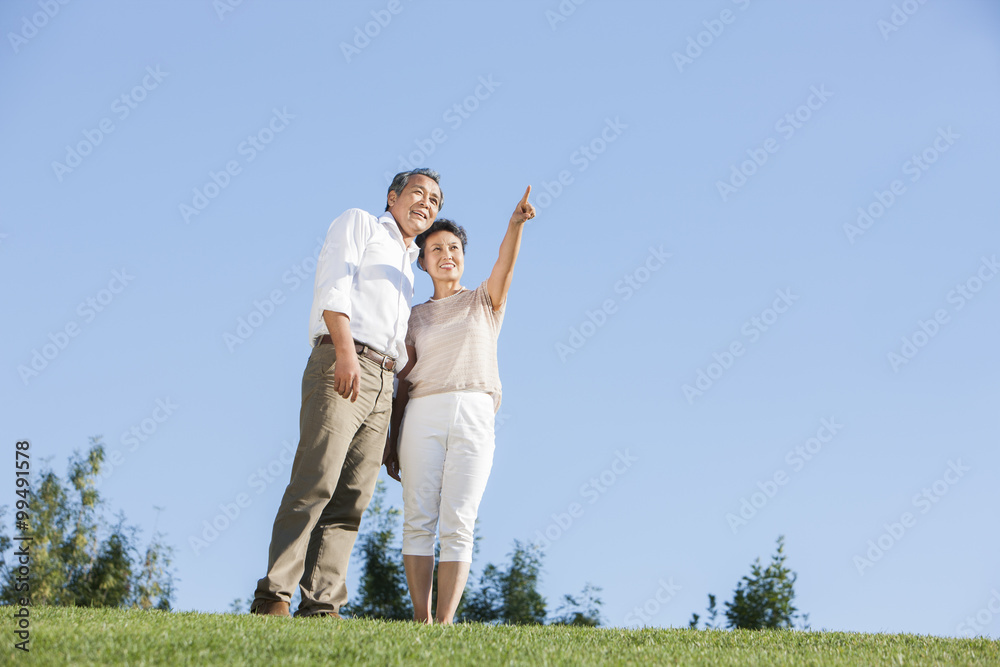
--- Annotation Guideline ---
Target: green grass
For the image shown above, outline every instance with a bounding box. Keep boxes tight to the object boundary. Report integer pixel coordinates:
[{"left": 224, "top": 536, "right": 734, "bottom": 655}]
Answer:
[{"left": 4, "top": 606, "right": 998, "bottom": 666}]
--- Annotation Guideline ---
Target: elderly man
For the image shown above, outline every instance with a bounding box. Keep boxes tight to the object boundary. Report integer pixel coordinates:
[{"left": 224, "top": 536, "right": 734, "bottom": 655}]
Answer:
[{"left": 252, "top": 169, "right": 442, "bottom": 617}]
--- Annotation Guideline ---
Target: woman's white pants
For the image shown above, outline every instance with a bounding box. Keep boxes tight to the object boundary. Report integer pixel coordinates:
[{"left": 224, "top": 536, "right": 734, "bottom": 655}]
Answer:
[{"left": 399, "top": 391, "right": 495, "bottom": 562}]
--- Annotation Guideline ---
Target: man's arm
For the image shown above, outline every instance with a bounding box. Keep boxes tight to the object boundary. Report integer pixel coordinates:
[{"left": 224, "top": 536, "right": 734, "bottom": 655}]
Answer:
[
  {"left": 487, "top": 186, "right": 536, "bottom": 311},
  {"left": 324, "top": 310, "right": 361, "bottom": 402},
  {"left": 383, "top": 345, "right": 416, "bottom": 481},
  {"left": 315, "top": 209, "right": 369, "bottom": 324},
  {"left": 315, "top": 210, "right": 371, "bottom": 402}
]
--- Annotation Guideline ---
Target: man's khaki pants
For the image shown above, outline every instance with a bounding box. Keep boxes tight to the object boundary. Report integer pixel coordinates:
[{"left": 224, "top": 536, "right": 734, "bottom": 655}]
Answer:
[{"left": 254, "top": 344, "right": 393, "bottom": 615}]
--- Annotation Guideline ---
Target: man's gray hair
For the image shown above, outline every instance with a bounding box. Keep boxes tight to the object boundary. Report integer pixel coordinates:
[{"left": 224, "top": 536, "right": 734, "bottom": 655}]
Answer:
[{"left": 385, "top": 168, "right": 443, "bottom": 211}]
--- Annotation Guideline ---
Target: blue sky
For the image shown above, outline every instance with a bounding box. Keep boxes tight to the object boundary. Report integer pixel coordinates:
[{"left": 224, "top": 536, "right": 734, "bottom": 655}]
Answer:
[{"left": 2, "top": 0, "right": 999, "bottom": 638}]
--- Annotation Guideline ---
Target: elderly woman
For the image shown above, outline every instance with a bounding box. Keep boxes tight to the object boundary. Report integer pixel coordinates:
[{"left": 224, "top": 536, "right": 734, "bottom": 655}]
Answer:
[{"left": 383, "top": 187, "right": 535, "bottom": 624}]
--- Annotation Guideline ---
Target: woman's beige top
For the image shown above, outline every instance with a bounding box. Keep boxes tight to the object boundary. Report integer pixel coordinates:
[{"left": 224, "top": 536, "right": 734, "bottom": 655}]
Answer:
[{"left": 404, "top": 281, "right": 505, "bottom": 412}]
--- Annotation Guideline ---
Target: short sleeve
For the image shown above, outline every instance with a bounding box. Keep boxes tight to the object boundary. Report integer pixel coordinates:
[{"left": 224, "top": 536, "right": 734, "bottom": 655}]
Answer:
[
  {"left": 477, "top": 280, "right": 504, "bottom": 325},
  {"left": 405, "top": 307, "right": 420, "bottom": 347}
]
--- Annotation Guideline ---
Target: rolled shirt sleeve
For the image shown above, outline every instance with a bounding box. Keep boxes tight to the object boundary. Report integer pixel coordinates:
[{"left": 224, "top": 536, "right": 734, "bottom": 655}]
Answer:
[
  {"left": 313, "top": 209, "right": 371, "bottom": 322},
  {"left": 306, "top": 207, "right": 418, "bottom": 357}
]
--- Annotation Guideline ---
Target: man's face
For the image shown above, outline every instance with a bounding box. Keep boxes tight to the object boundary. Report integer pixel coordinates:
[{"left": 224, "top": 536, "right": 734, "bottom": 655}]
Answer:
[{"left": 387, "top": 175, "right": 441, "bottom": 240}]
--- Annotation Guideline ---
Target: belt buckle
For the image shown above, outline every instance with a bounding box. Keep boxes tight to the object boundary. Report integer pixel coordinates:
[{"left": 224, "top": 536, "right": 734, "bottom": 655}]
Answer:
[{"left": 358, "top": 342, "right": 393, "bottom": 371}]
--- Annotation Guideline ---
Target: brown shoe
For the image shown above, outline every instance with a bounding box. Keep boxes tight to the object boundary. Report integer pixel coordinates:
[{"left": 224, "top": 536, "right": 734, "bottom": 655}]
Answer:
[{"left": 250, "top": 599, "right": 290, "bottom": 617}]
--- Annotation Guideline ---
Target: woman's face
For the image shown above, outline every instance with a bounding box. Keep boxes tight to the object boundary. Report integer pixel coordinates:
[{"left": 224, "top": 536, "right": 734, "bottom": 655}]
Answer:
[{"left": 421, "top": 230, "right": 465, "bottom": 282}]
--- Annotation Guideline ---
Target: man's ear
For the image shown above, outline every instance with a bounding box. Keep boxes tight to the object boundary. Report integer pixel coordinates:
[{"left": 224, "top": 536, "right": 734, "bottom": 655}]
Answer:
[{"left": 387, "top": 191, "right": 396, "bottom": 208}]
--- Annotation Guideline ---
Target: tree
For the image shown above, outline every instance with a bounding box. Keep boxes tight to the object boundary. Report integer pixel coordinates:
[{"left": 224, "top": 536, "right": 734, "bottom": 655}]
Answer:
[
  {"left": 724, "top": 535, "right": 803, "bottom": 629},
  {"left": 690, "top": 536, "right": 807, "bottom": 630},
  {"left": 550, "top": 583, "right": 604, "bottom": 627},
  {"left": 688, "top": 593, "right": 720, "bottom": 630},
  {"left": 68, "top": 527, "right": 132, "bottom": 607},
  {"left": 342, "top": 489, "right": 602, "bottom": 626},
  {"left": 131, "top": 530, "right": 175, "bottom": 611},
  {"left": 341, "top": 480, "right": 411, "bottom": 620},
  {"left": 503, "top": 541, "right": 547, "bottom": 624},
  {"left": 461, "top": 540, "right": 547, "bottom": 625},
  {"left": 0, "top": 437, "right": 175, "bottom": 610},
  {"left": 461, "top": 561, "right": 503, "bottom": 623}
]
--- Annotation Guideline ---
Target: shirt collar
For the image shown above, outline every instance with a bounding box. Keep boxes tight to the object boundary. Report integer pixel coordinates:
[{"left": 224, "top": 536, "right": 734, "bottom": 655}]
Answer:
[{"left": 378, "top": 211, "right": 421, "bottom": 262}]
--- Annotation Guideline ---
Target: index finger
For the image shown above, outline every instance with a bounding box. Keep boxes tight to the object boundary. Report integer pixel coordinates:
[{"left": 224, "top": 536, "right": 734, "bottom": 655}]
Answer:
[{"left": 520, "top": 185, "right": 531, "bottom": 206}]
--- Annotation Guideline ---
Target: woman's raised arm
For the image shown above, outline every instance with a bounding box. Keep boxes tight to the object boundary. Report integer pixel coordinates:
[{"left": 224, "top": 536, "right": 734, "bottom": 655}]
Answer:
[{"left": 486, "top": 186, "right": 536, "bottom": 311}]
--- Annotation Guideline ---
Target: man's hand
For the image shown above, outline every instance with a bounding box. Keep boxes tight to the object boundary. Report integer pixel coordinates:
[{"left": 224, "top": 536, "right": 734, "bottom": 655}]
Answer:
[
  {"left": 510, "top": 185, "right": 536, "bottom": 225},
  {"left": 323, "top": 310, "right": 361, "bottom": 402},
  {"left": 333, "top": 353, "right": 361, "bottom": 402}
]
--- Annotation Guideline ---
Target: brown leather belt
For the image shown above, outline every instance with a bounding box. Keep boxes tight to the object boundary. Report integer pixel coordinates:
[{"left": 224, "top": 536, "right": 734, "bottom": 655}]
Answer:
[{"left": 315, "top": 335, "right": 396, "bottom": 371}]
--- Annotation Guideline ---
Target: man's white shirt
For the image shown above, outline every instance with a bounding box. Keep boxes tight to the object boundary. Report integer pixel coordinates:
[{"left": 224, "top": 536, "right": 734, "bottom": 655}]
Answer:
[{"left": 309, "top": 208, "right": 419, "bottom": 367}]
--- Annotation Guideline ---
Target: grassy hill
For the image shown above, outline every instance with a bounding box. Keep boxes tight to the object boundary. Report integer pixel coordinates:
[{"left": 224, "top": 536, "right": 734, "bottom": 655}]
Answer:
[{"left": 5, "top": 606, "right": 999, "bottom": 665}]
